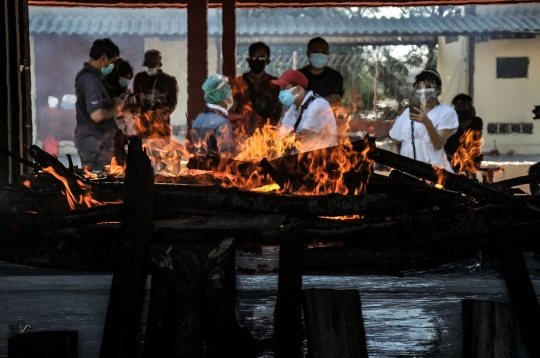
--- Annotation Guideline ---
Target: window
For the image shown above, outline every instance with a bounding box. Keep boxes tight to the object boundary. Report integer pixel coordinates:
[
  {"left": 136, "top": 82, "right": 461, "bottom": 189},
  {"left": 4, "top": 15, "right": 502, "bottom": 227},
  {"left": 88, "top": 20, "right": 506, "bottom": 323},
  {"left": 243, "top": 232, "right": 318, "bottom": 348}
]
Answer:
[
  {"left": 496, "top": 57, "right": 529, "bottom": 78},
  {"left": 487, "top": 123, "right": 533, "bottom": 135}
]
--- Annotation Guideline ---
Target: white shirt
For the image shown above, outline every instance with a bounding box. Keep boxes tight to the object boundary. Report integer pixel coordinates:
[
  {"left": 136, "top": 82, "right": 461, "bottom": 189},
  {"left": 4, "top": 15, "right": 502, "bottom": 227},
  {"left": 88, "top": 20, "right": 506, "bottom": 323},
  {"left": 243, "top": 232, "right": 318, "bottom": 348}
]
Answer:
[
  {"left": 278, "top": 91, "right": 338, "bottom": 152},
  {"left": 389, "top": 104, "right": 458, "bottom": 171}
]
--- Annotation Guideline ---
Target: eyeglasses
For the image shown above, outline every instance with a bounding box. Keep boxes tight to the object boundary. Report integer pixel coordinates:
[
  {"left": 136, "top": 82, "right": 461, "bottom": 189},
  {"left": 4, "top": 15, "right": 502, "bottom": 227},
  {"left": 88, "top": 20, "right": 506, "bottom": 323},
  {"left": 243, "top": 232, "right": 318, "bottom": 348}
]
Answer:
[{"left": 249, "top": 57, "right": 267, "bottom": 61}]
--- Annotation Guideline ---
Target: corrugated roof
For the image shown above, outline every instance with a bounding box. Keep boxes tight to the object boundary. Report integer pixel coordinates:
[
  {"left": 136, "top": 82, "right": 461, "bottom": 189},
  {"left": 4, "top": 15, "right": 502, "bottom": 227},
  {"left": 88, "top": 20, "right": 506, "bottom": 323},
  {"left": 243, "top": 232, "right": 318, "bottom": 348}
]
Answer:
[{"left": 29, "top": 6, "right": 540, "bottom": 37}]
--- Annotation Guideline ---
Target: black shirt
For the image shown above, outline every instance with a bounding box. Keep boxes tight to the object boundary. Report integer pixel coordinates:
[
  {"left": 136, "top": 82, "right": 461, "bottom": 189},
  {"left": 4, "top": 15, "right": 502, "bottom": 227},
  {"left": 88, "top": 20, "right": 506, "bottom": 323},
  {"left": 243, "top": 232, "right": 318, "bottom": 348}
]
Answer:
[
  {"left": 444, "top": 116, "right": 483, "bottom": 158},
  {"left": 299, "top": 66, "right": 344, "bottom": 98},
  {"left": 74, "top": 63, "right": 117, "bottom": 152}
]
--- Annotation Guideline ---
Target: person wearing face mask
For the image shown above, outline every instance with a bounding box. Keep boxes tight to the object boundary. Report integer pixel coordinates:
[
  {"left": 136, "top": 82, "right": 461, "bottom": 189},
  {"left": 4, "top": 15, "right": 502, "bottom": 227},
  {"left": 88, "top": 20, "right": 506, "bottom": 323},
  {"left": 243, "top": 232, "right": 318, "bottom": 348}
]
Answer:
[
  {"left": 389, "top": 69, "right": 458, "bottom": 171},
  {"left": 299, "top": 37, "right": 344, "bottom": 106},
  {"left": 444, "top": 93, "right": 484, "bottom": 176},
  {"left": 74, "top": 38, "right": 123, "bottom": 170},
  {"left": 272, "top": 70, "right": 338, "bottom": 153},
  {"left": 103, "top": 58, "right": 133, "bottom": 99},
  {"left": 229, "top": 42, "right": 281, "bottom": 138},
  {"left": 102, "top": 58, "right": 135, "bottom": 165},
  {"left": 132, "top": 49, "right": 179, "bottom": 138},
  {"left": 189, "top": 75, "right": 235, "bottom": 157}
]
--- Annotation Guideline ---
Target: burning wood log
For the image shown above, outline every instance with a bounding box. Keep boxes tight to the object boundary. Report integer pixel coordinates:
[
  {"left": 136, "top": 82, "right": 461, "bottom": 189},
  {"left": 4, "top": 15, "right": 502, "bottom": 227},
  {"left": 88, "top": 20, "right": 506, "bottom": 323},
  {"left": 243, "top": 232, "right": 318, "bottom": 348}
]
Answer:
[
  {"left": 100, "top": 137, "right": 154, "bottom": 358},
  {"left": 365, "top": 145, "right": 540, "bottom": 220}
]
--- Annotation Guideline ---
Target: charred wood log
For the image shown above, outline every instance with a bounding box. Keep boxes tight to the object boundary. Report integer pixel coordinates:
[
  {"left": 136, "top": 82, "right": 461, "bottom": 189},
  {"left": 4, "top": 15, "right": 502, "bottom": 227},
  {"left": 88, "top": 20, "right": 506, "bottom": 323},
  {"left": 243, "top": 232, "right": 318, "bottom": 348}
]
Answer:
[
  {"left": 303, "top": 289, "right": 368, "bottom": 358},
  {"left": 153, "top": 184, "right": 407, "bottom": 217},
  {"left": 274, "top": 232, "right": 306, "bottom": 357},
  {"left": 2, "top": 204, "right": 122, "bottom": 231},
  {"left": 491, "top": 173, "right": 540, "bottom": 189},
  {"left": 462, "top": 299, "right": 514, "bottom": 358},
  {"left": 100, "top": 137, "right": 154, "bottom": 358},
  {"left": 494, "top": 219, "right": 540, "bottom": 358},
  {"left": 28, "top": 145, "right": 81, "bottom": 184},
  {"left": 145, "top": 240, "right": 259, "bottom": 358}
]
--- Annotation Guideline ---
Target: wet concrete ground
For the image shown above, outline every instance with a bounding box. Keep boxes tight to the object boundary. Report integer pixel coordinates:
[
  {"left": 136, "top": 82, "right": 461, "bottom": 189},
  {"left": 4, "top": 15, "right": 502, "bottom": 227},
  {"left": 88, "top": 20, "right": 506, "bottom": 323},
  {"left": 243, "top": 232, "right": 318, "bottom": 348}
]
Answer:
[{"left": 1, "top": 249, "right": 539, "bottom": 357}]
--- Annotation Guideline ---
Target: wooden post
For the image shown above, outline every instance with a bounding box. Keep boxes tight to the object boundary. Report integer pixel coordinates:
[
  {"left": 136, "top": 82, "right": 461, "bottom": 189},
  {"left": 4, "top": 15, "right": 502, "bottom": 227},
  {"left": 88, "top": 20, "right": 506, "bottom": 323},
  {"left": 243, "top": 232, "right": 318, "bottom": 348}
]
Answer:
[
  {"left": 494, "top": 220, "right": 540, "bottom": 358},
  {"left": 187, "top": 0, "right": 208, "bottom": 132},
  {"left": 221, "top": 0, "right": 236, "bottom": 79},
  {"left": 274, "top": 232, "right": 306, "bottom": 357},
  {"left": 100, "top": 137, "right": 154, "bottom": 358},
  {"left": 303, "top": 289, "right": 368, "bottom": 358},
  {"left": 462, "top": 299, "right": 514, "bottom": 358}
]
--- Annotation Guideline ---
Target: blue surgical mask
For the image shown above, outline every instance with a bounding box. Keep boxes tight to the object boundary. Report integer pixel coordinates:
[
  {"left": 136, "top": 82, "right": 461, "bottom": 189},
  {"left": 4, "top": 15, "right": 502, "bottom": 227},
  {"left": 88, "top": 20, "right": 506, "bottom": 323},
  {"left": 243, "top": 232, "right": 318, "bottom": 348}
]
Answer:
[
  {"left": 279, "top": 86, "right": 298, "bottom": 107},
  {"left": 101, "top": 63, "right": 114, "bottom": 76},
  {"left": 309, "top": 53, "right": 328, "bottom": 69},
  {"left": 226, "top": 97, "right": 234, "bottom": 111},
  {"left": 146, "top": 67, "right": 158, "bottom": 76},
  {"left": 118, "top": 77, "right": 131, "bottom": 88}
]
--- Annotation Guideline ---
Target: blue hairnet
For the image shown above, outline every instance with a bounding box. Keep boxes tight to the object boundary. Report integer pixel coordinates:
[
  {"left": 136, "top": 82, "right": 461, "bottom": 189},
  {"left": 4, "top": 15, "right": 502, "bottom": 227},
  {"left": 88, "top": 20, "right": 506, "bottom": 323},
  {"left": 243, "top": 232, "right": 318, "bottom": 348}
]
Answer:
[{"left": 202, "top": 74, "right": 232, "bottom": 104}]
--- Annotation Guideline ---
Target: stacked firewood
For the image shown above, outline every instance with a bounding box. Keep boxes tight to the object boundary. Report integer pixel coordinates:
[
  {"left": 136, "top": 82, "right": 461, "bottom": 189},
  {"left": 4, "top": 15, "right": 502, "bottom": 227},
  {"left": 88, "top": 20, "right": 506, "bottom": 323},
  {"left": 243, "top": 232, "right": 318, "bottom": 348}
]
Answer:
[{"left": 1, "top": 139, "right": 540, "bottom": 356}]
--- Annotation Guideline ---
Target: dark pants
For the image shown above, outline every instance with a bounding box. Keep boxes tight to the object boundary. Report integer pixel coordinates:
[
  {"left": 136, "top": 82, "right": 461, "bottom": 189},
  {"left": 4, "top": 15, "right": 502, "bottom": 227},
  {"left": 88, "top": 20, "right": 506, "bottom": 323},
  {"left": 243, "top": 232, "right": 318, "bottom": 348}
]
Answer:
[{"left": 79, "top": 147, "right": 114, "bottom": 171}]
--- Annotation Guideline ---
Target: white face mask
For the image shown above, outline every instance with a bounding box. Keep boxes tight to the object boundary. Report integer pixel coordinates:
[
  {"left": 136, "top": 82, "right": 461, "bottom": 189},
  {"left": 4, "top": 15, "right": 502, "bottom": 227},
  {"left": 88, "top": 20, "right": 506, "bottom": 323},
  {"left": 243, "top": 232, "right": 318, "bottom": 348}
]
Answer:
[
  {"left": 415, "top": 88, "right": 438, "bottom": 105},
  {"left": 146, "top": 67, "right": 158, "bottom": 76}
]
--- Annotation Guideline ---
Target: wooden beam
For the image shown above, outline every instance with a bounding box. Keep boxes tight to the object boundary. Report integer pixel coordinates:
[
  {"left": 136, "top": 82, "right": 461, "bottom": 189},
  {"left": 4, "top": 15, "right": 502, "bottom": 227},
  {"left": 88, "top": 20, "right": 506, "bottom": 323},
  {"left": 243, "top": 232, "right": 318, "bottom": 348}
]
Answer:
[
  {"left": 187, "top": 0, "right": 208, "bottom": 132},
  {"left": 28, "top": 0, "right": 536, "bottom": 8},
  {"left": 221, "top": 0, "right": 236, "bottom": 79}
]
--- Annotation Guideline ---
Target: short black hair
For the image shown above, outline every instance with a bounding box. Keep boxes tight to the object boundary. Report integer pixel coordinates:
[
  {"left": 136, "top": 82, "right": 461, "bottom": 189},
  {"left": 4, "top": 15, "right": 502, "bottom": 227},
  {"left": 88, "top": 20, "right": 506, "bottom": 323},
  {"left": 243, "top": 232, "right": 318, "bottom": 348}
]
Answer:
[
  {"left": 451, "top": 93, "right": 473, "bottom": 106},
  {"left": 413, "top": 69, "right": 442, "bottom": 89},
  {"left": 307, "top": 37, "right": 329, "bottom": 51},
  {"left": 117, "top": 59, "right": 133, "bottom": 77},
  {"left": 89, "top": 38, "right": 120, "bottom": 61},
  {"left": 248, "top": 42, "right": 270, "bottom": 58}
]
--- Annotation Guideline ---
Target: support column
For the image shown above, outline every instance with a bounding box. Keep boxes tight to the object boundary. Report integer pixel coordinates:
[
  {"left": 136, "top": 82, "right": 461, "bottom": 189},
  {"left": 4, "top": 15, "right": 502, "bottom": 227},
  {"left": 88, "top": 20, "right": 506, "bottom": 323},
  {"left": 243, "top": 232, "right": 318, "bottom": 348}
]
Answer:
[
  {"left": 221, "top": 0, "right": 236, "bottom": 79},
  {"left": 187, "top": 0, "right": 208, "bottom": 132}
]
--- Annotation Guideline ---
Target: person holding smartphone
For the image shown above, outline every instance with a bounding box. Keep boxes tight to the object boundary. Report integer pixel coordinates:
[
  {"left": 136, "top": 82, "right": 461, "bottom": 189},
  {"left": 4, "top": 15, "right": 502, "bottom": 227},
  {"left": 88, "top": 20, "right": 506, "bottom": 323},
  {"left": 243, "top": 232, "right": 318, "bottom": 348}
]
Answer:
[{"left": 389, "top": 69, "right": 458, "bottom": 171}]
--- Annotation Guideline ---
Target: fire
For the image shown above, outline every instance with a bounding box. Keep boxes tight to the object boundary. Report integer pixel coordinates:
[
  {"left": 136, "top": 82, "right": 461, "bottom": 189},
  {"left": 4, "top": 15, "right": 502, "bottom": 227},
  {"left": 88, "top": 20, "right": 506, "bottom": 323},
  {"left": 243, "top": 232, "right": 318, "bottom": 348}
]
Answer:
[
  {"left": 431, "top": 165, "right": 447, "bottom": 189},
  {"left": 251, "top": 183, "right": 280, "bottom": 192},
  {"left": 22, "top": 180, "right": 31, "bottom": 189},
  {"left": 83, "top": 165, "right": 99, "bottom": 180},
  {"left": 105, "top": 157, "right": 126, "bottom": 177},
  {"left": 319, "top": 214, "right": 364, "bottom": 220},
  {"left": 42, "top": 166, "right": 103, "bottom": 210},
  {"left": 451, "top": 129, "right": 483, "bottom": 178}
]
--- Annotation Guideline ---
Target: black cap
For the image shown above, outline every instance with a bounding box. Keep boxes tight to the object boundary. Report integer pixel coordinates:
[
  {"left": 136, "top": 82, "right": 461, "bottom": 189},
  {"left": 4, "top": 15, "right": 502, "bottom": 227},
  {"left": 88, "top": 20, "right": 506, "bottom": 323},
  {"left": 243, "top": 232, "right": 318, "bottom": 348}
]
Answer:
[{"left": 143, "top": 49, "right": 162, "bottom": 67}]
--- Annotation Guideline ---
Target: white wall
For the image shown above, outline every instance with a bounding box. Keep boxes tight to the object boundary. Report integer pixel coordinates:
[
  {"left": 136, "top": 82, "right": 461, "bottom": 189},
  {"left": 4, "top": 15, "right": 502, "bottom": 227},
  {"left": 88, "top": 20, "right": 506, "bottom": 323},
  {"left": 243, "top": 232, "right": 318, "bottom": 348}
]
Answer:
[
  {"left": 474, "top": 37, "right": 540, "bottom": 155},
  {"left": 144, "top": 37, "right": 219, "bottom": 128},
  {"left": 437, "top": 36, "right": 469, "bottom": 105}
]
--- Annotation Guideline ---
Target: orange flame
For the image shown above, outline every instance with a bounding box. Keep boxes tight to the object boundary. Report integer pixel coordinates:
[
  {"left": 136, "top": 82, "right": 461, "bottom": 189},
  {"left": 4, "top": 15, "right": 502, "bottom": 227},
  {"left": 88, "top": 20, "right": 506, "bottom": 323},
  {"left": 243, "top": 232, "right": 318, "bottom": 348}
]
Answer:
[
  {"left": 22, "top": 180, "right": 31, "bottom": 189},
  {"left": 319, "top": 214, "right": 364, "bottom": 220},
  {"left": 42, "top": 167, "right": 102, "bottom": 210},
  {"left": 105, "top": 157, "right": 126, "bottom": 177},
  {"left": 83, "top": 165, "right": 99, "bottom": 180},
  {"left": 431, "top": 165, "right": 447, "bottom": 189},
  {"left": 451, "top": 129, "right": 483, "bottom": 178}
]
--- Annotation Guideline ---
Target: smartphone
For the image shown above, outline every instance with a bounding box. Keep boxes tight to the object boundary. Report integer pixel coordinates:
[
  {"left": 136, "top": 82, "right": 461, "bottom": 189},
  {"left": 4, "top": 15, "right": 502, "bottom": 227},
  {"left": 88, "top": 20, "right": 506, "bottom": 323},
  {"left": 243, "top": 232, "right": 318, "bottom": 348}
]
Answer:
[{"left": 409, "top": 97, "right": 421, "bottom": 112}]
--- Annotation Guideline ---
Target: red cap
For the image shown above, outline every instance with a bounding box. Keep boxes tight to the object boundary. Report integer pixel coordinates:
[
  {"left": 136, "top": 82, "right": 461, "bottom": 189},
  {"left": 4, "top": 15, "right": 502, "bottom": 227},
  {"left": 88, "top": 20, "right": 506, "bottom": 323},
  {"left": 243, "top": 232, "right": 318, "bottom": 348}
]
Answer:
[{"left": 271, "top": 70, "right": 308, "bottom": 88}]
